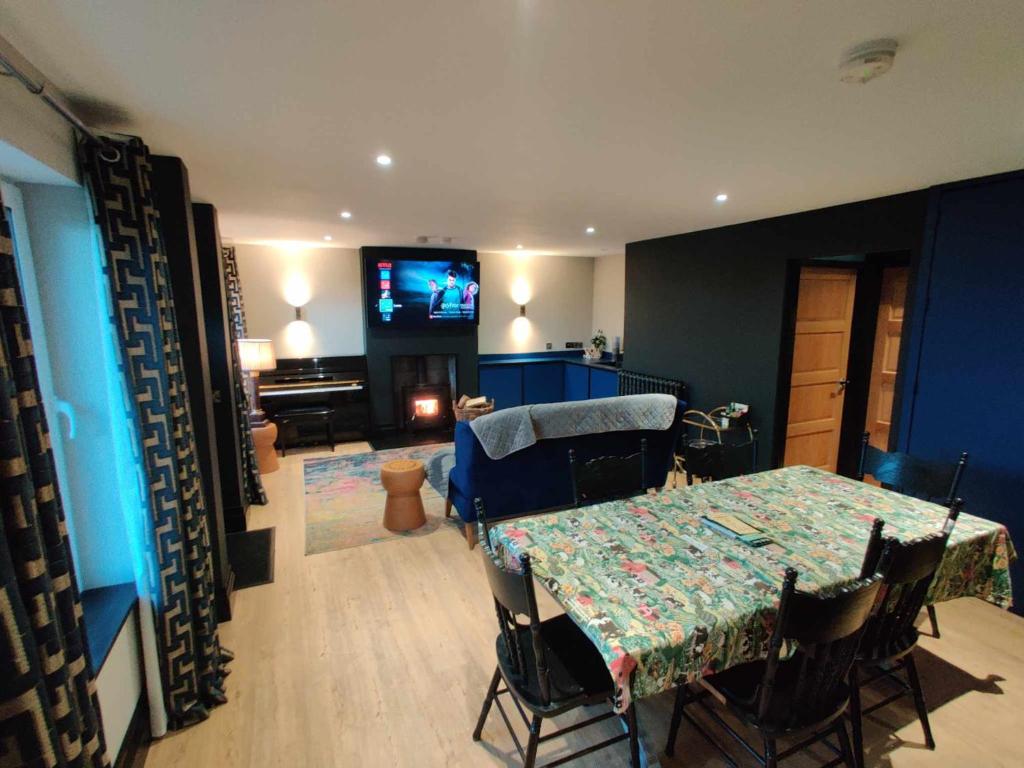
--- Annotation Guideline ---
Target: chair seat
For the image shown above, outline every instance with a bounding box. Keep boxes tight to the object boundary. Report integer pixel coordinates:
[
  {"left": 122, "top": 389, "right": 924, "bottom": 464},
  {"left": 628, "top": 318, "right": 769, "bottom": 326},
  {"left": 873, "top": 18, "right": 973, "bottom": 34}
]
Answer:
[
  {"left": 859, "top": 626, "right": 920, "bottom": 664},
  {"left": 496, "top": 614, "right": 613, "bottom": 716},
  {"left": 709, "top": 653, "right": 850, "bottom": 734}
]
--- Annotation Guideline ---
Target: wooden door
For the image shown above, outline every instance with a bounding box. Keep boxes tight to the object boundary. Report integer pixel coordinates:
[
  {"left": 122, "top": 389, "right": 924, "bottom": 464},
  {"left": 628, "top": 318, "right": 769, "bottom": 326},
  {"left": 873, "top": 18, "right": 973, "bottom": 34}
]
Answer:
[
  {"left": 864, "top": 267, "right": 908, "bottom": 449},
  {"left": 783, "top": 267, "right": 857, "bottom": 471}
]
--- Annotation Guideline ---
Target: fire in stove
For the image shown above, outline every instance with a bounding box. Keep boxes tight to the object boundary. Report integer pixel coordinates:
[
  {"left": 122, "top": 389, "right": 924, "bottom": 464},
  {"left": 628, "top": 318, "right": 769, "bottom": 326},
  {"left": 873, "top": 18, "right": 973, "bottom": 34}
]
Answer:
[
  {"left": 401, "top": 382, "right": 451, "bottom": 432},
  {"left": 413, "top": 398, "right": 440, "bottom": 417}
]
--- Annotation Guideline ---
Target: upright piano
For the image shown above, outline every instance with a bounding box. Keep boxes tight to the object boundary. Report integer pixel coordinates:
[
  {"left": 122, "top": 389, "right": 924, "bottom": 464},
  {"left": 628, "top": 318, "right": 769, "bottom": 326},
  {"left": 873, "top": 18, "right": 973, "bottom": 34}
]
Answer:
[{"left": 259, "top": 356, "right": 371, "bottom": 445}]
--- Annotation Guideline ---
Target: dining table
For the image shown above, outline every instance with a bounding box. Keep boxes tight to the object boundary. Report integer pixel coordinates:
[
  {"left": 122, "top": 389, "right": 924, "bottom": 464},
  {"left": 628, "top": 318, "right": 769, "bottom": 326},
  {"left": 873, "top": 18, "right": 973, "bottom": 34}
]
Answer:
[{"left": 486, "top": 465, "right": 1016, "bottom": 767}]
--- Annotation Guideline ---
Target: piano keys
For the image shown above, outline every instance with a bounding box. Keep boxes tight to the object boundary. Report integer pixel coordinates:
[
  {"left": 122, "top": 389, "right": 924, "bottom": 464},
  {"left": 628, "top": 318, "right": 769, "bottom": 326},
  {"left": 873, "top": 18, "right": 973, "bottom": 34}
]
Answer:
[{"left": 259, "top": 356, "right": 370, "bottom": 445}]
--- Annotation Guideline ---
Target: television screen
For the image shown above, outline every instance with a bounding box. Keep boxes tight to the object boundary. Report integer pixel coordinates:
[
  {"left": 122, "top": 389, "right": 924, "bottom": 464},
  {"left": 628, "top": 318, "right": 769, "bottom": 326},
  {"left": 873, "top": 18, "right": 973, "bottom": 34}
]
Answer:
[{"left": 366, "top": 257, "right": 480, "bottom": 328}]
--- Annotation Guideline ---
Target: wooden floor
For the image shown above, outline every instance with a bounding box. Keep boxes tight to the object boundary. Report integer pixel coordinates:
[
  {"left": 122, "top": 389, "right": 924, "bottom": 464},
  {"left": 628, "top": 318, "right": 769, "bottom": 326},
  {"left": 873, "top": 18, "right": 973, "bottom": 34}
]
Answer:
[{"left": 144, "top": 445, "right": 1024, "bottom": 768}]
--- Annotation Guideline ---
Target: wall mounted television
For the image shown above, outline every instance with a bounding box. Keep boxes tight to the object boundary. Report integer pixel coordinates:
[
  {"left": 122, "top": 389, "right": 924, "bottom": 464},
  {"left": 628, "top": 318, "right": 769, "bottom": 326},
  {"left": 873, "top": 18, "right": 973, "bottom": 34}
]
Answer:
[{"left": 365, "top": 255, "right": 480, "bottom": 328}]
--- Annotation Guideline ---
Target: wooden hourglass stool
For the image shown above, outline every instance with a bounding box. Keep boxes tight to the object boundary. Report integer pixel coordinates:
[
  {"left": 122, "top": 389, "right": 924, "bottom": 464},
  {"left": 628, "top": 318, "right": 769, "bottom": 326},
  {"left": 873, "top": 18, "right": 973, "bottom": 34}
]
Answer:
[{"left": 380, "top": 459, "right": 427, "bottom": 531}]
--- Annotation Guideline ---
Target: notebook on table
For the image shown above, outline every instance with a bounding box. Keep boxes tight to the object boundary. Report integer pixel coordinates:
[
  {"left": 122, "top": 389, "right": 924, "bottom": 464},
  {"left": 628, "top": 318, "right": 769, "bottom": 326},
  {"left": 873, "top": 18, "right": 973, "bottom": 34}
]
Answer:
[{"left": 701, "top": 511, "right": 772, "bottom": 547}]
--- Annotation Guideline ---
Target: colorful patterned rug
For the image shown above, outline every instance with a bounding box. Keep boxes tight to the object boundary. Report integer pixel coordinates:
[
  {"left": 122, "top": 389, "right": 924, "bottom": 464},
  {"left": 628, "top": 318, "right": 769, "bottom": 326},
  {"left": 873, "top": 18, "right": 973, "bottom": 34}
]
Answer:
[{"left": 304, "top": 444, "right": 456, "bottom": 555}]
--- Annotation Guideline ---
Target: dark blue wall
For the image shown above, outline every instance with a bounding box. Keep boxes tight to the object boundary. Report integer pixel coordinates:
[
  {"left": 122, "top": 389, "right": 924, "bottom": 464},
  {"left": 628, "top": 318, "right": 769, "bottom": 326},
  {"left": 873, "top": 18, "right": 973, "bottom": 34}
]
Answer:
[
  {"left": 898, "top": 171, "right": 1024, "bottom": 611},
  {"left": 624, "top": 192, "right": 928, "bottom": 466}
]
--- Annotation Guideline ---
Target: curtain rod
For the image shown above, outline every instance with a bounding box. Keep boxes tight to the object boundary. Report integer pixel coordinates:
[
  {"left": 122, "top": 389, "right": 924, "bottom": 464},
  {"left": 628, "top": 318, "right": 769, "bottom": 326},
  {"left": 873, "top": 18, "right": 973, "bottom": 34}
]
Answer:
[{"left": 0, "top": 32, "right": 120, "bottom": 162}]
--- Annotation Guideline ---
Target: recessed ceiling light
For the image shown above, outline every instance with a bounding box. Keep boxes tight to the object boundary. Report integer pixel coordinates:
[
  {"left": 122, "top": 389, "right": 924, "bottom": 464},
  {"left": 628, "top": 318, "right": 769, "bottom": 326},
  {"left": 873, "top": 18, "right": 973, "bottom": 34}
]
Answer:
[
  {"left": 340, "top": 210, "right": 352, "bottom": 219},
  {"left": 516, "top": 244, "right": 523, "bottom": 249},
  {"left": 376, "top": 154, "right": 392, "bottom": 167},
  {"left": 716, "top": 193, "right": 729, "bottom": 202},
  {"left": 585, "top": 226, "right": 596, "bottom": 234},
  {"left": 323, "top": 235, "right": 333, "bottom": 241}
]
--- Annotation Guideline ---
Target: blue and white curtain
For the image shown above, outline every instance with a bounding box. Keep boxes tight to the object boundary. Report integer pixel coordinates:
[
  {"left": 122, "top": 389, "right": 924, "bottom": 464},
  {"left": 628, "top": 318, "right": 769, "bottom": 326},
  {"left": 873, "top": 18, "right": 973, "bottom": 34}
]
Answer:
[
  {"left": 0, "top": 196, "right": 109, "bottom": 765},
  {"left": 79, "top": 137, "right": 229, "bottom": 732},
  {"left": 222, "top": 246, "right": 267, "bottom": 506}
]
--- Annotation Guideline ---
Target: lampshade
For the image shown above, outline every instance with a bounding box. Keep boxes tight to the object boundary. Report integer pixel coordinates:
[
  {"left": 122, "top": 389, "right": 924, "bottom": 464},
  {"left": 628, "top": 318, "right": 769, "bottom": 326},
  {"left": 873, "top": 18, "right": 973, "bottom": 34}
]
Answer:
[{"left": 238, "top": 339, "right": 276, "bottom": 372}]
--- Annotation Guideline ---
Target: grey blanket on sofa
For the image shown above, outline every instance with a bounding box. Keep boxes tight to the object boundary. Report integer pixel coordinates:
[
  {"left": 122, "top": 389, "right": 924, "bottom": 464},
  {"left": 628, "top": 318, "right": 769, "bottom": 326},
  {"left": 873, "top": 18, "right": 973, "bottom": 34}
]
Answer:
[{"left": 468, "top": 393, "right": 678, "bottom": 460}]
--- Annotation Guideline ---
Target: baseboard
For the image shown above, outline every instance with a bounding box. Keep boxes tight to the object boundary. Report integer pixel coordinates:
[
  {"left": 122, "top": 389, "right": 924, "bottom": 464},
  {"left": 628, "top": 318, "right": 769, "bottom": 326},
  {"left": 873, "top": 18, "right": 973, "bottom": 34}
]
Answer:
[{"left": 114, "top": 695, "right": 150, "bottom": 768}]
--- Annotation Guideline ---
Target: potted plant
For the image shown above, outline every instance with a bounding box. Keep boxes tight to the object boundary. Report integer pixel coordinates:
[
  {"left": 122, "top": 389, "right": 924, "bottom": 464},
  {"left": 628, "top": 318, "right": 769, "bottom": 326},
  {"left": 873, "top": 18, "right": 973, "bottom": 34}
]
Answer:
[{"left": 585, "top": 329, "right": 607, "bottom": 360}]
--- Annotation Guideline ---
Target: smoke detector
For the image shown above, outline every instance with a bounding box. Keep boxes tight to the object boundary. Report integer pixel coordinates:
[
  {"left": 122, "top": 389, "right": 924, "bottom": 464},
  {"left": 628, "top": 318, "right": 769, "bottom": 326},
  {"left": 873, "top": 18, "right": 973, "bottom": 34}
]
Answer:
[{"left": 839, "top": 38, "right": 898, "bottom": 84}]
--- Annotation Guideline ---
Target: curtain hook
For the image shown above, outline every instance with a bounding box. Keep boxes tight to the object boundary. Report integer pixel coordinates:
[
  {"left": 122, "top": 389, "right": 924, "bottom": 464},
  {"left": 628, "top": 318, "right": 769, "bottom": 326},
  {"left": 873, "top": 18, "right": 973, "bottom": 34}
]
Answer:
[{"left": 99, "top": 145, "right": 122, "bottom": 163}]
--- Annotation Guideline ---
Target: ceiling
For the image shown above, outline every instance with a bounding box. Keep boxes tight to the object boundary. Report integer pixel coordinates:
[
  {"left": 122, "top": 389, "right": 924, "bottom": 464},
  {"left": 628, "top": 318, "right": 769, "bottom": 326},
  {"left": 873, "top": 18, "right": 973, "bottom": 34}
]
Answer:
[{"left": 2, "top": 1, "right": 1022, "bottom": 256}]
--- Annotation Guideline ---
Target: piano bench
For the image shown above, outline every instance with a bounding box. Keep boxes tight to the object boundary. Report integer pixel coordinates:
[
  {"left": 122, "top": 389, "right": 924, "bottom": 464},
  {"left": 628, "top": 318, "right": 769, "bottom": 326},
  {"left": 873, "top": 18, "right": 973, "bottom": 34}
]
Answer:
[{"left": 275, "top": 407, "right": 336, "bottom": 456}]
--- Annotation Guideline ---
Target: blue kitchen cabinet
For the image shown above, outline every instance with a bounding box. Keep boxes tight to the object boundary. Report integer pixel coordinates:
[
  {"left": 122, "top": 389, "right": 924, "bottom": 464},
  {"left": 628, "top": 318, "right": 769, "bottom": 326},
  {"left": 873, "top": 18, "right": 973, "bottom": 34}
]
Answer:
[
  {"left": 563, "top": 363, "right": 589, "bottom": 401},
  {"left": 588, "top": 367, "right": 619, "bottom": 399},
  {"left": 479, "top": 365, "right": 523, "bottom": 410},
  {"left": 523, "top": 362, "right": 564, "bottom": 404}
]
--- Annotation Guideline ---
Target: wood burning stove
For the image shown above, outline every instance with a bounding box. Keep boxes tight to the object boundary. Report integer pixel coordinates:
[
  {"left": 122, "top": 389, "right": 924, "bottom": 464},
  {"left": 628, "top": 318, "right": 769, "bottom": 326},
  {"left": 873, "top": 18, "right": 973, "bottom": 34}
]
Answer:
[
  {"left": 392, "top": 353, "right": 457, "bottom": 432},
  {"left": 401, "top": 383, "right": 452, "bottom": 432}
]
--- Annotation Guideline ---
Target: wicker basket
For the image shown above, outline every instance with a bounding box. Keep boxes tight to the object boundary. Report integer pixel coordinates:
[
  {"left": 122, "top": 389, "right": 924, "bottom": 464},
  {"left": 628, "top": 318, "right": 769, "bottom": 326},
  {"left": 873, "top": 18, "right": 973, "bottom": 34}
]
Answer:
[{"left": 453, "top": 399, "right": 495, "bottom": 422}]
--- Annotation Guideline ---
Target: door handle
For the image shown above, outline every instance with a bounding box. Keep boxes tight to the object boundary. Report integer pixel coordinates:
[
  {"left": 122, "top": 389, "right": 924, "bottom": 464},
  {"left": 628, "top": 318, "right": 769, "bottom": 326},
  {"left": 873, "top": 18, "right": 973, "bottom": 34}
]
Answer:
[{"left": 835, "top": 378, "right": 850, "bottom": 394}]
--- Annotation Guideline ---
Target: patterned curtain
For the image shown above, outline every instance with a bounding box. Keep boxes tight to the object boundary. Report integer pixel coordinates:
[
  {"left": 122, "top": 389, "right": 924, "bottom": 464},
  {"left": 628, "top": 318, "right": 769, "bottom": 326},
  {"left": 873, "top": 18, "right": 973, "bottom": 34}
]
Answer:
[
  {"left": 221, "top": 246, "right": 266, "bottom": 506},
  {"left": 78, "top": 137, "right": 229, "bottom": 729},
  {"left": 0, "top": 200, "right": 109, "bottom": 764}
]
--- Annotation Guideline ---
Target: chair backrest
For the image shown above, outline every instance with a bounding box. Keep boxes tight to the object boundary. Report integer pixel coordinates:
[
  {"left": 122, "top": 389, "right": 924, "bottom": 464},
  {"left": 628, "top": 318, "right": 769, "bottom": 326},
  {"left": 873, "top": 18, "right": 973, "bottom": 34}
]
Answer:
[
  {"left": 858, "top": 498, "right": 963, "bottom": 656},
  {"left": 569, "top": 438, "right": 647, "bottom": 506},
  {"left": 475, "top": 498, "right": 552, "bottom": 705},
  {"left": 756, "top": 533, "right": 886, "bottom": 727},
  {"left": 684, "top": 438, "right": 757, "bottom": 483},
  {"left": 858, "top": 432, "right": 968, "bottom": 504}
]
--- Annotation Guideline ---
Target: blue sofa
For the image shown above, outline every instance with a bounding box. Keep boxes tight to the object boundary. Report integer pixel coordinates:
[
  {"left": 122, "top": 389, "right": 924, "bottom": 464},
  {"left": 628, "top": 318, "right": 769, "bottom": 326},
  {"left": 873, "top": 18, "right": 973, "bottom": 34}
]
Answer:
[{"left": 445, "top": 399, "right": 686, "bottom": 546}]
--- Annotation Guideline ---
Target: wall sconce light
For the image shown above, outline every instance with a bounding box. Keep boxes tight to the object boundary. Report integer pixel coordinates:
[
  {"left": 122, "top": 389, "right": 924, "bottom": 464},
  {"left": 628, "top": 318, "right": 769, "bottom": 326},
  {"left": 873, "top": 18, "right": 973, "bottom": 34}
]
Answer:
[
  {"left": 519, "top": 304, "right": 526, "bottom": 317},
  {"left": 294, "top": 306, "right": 304, "bottom": 321},
  {"left": 510, "top": 277, "right": 532, "bottom": 306},
  {"left": 283, "top": 273, "right": 312, "bottom": 309}
]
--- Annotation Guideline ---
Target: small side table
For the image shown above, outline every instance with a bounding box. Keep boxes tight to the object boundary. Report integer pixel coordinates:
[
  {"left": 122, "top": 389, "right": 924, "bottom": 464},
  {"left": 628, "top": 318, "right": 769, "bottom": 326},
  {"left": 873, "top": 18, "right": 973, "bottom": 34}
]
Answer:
[
  {"left": 251, "top": 422, "right": 279, "bottom": 474},
  {"left": 380, "top": 459, "right": 427, "bottom": 531}
]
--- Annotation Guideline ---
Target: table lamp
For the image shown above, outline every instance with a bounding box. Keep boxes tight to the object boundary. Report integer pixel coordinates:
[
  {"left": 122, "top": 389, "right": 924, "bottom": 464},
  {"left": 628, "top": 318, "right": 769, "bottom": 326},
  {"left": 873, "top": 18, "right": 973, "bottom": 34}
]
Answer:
[{"left": 238, "top": 338, "right": 276, "bottom": 426}]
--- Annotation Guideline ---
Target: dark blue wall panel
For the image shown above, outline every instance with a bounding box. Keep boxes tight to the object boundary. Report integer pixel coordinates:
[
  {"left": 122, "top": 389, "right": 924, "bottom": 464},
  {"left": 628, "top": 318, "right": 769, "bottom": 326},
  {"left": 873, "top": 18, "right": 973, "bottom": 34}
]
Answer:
[
  {"left": 564, "top": 363, "right": 590, "bottom": 401},
  {"left": 480, "top": 365, "right": 523, "bottom": 410},
  {"left": 898, "top": 172, "right": 1024, "bottom": 612},
  {"left": 523, "top": 362, "right": 564, "bottom": 404},
  {"left": 589, "top": 368, "right": 619, "bottom": 399}
]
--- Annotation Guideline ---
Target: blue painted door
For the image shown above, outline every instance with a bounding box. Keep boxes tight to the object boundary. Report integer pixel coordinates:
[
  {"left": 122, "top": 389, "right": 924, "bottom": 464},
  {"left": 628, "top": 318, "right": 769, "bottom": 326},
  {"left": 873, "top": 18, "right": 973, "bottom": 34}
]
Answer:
[
  {"left": 479, "top": 365, "right": 523, "bottom": 410},
  {"left": 563, "top": 363, "right": 589, "bottom": 401},
  {"left": 523, "top": 362, "right": 564, "bottom": 404},
  {"left": 589, "top": 368, "right": 619, "bottom": 399}
]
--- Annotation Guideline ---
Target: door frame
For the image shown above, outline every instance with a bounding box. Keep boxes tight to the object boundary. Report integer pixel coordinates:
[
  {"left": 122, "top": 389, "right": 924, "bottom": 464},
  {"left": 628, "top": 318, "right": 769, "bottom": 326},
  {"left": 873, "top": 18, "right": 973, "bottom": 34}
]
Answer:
[{"left": 772, "top": 251, "right": 913, "bottom": 473}]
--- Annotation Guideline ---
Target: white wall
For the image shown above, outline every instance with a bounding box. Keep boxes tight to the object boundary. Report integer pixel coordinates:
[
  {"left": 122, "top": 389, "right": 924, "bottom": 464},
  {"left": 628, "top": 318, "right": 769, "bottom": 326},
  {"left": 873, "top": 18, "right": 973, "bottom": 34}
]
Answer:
[
  {"left": 477, "top": 251, "right": 595, "bottom": 354},
  {"left": 234, "top": 243, "right": 365, "bottom": 359},
  {"left": 234, "top": 245, "right": 599, "bottom": 357},
  {"left": 591, "top": 253, "right": 625, "bottom": 353}
]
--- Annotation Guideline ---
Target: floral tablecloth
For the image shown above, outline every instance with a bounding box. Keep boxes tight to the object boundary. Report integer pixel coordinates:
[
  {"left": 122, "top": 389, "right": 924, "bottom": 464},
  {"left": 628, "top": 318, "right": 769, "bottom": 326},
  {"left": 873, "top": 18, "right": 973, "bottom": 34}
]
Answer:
[{"left": 488, "top": 465, "right": 1016, "bottom": 712}]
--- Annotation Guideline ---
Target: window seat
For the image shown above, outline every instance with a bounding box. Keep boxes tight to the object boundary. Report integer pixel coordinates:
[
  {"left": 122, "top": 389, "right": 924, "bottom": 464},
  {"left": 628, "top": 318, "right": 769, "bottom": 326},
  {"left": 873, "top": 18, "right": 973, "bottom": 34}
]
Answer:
[{"left": 80, "top": 582, "right": 137, "bottom": 672}]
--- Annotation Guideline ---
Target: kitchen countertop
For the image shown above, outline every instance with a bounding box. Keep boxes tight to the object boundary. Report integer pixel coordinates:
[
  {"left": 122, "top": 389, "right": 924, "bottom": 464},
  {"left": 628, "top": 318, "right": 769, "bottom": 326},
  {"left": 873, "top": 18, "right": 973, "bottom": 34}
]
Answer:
[{"left": 478, "top": 355, "right": 621, "bottom": 372}]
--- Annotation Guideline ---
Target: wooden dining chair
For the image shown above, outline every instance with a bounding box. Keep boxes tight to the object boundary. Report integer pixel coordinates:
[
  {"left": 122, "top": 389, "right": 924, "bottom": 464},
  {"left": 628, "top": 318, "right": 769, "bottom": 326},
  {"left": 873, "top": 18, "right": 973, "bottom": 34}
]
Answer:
[
  {"left": 847, "top": 498, "right": 963, "bottom": 768},
  {"left": 665, "top": 535, "right": 888, "bottom": 768},
  {"left": 568, "top": 438, "right": 647, "bottom": 506},
  {"left": 857, "top": 432, "right": 968, "bottom": 638},
  {"left": 472, "top": 499, "right": 641, "bottom": 768}
]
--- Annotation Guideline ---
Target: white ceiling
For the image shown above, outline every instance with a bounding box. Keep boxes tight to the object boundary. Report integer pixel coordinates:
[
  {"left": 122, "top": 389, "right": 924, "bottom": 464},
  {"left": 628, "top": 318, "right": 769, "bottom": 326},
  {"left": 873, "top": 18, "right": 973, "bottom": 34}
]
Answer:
[{"left": 2, "top": 1, "right": 1023, "bottom": 256}]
